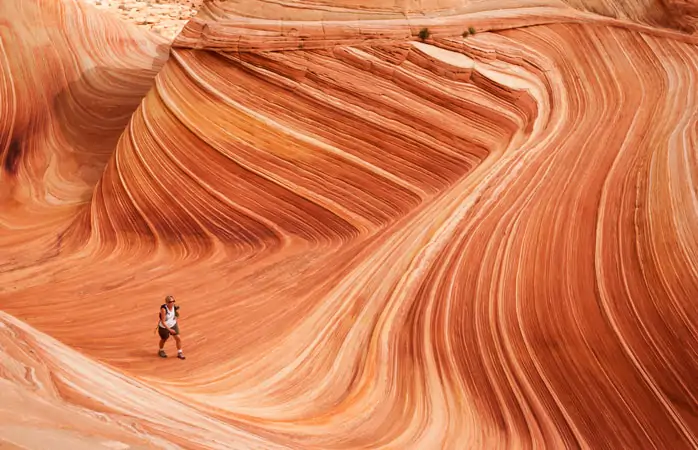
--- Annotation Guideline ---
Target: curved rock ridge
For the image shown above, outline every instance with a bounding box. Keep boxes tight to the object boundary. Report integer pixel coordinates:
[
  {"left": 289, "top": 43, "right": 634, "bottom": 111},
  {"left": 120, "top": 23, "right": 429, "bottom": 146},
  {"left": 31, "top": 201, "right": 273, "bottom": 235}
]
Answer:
[
  {"left": 82, "top": 42, "right": 535, "bottom": 255},
  {"left": 2, "top": 0, "right": 698, "bottom": 448},
  {"left": 174, "top": 0, "right": 698, "bottom": 52},
  {"left": 0, "top": 311, "right": 287, "bottom": 449},
  {"left": 0, "top": 0, "right": 169, "bottom": 263}
]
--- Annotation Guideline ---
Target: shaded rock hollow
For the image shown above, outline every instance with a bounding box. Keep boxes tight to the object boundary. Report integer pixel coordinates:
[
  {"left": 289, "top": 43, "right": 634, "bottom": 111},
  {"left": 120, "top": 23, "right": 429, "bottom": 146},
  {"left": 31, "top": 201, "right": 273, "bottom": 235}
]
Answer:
[{"left": 1, "top": 0, "right": 698, "bottom": 448}]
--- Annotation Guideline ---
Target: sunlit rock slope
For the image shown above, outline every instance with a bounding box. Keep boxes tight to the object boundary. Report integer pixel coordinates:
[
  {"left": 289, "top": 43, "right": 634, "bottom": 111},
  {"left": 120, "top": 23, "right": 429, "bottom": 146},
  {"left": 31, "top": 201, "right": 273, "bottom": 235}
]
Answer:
[{"left": 1, "top": 0, "right": 698, "bottom": 448}]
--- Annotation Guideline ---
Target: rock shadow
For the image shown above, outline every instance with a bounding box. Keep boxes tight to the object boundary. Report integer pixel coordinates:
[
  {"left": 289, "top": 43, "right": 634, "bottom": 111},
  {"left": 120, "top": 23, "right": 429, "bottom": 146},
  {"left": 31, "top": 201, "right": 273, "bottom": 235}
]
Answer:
[{"left": 50, "top": 43, "right": 171, "bottom": 189}]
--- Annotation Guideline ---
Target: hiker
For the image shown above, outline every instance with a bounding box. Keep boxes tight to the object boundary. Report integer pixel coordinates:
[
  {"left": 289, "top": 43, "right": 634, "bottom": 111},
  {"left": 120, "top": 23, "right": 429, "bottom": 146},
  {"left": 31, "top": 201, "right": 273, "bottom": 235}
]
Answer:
[{"left": 158, "top": 295, "right": 185, "bottom": 359}]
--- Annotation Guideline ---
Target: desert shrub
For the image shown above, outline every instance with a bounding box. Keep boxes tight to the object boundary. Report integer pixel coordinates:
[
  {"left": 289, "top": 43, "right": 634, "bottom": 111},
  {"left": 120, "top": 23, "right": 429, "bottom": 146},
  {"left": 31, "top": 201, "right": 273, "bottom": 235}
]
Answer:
[{"left": 418, "top": 28, "right": 430, "bottom": 40}]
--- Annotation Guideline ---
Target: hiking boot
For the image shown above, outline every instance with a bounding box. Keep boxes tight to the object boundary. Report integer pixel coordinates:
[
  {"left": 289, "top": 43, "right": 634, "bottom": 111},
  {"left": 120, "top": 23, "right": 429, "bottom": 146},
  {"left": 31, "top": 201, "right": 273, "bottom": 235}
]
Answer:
[
  {"left": 177, "top": 353, "right": 186, "bottom": 360},
  {"left": 158, "top": 350, "right": 167, "bottom": 358}
]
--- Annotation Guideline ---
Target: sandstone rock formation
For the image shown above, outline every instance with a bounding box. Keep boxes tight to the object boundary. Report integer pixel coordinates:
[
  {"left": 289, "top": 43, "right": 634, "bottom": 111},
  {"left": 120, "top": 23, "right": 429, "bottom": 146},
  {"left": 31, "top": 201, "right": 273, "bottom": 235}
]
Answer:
[
  {"left": 84, "top": 0, "right": 202, "bottom": 40},
  {"left": 1, "top": 0, "right": 698, "bottom": 448}
]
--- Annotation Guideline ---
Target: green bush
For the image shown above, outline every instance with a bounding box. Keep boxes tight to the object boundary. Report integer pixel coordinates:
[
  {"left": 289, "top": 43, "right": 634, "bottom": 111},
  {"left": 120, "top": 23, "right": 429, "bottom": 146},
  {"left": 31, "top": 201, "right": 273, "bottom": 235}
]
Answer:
[
  {"left": 418, "top": 28, "right": 430, "bottom": 40},
  {"left": 468, "top": 26, "right": 476, "bottom": 35}
]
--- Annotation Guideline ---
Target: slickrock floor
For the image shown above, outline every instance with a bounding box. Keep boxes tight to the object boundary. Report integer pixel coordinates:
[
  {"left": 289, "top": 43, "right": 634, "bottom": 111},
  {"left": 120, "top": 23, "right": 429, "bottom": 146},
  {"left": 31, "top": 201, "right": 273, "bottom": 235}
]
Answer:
[
  {"left": 84, "top": 0, "right": 201, "bottom": 40},
  {"left": 3, "top": 0, "right": 698, "bottom": 448}
]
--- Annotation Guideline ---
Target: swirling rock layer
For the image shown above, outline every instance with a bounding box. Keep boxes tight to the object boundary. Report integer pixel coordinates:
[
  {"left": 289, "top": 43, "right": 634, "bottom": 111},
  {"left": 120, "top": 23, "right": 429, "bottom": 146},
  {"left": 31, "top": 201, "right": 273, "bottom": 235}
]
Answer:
[{"left": 2, "top": 0, "right": 698, "bottom": 448}]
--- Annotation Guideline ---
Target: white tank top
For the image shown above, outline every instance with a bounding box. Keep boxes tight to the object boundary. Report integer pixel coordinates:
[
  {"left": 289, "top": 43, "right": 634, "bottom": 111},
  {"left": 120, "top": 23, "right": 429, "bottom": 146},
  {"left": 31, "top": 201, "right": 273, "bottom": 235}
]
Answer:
[{"left": 160, "top": 304, "right": 177, "bottom": 328}]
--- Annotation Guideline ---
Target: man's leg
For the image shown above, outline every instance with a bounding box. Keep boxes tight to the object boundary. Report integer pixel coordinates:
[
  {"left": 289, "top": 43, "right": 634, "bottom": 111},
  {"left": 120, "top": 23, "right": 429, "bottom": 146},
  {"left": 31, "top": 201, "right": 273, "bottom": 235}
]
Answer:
[
  {"left": 173, "top": 329, "right": 185, "bottom": 359},
  {"left": 158, "top": 328, "right": 169, "bottom": 357}
]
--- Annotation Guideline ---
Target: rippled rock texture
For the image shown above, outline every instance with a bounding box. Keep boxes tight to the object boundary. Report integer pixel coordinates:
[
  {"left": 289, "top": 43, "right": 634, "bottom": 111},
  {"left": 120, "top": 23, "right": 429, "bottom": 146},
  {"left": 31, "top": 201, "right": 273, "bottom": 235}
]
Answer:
[{"left": 2, "top": 0, "right": 698, "bottom": 448}]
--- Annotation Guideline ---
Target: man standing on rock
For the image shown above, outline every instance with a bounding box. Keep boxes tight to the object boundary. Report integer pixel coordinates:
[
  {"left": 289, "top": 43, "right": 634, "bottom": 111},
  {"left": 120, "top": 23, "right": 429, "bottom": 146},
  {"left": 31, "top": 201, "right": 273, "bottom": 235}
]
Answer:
[{"left": 158, "top": 295, "right": 186, "bottom": 359}]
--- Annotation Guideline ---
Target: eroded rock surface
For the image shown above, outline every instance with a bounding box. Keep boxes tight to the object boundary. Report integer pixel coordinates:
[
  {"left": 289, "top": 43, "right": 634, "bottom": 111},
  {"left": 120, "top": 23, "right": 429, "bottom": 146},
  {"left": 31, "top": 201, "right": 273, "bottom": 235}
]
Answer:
[
  {"left": 1, "top": 0, "right": 698, "bottom": 448},
  {"left": 84, "top": 0, "right": 202, "bottom": 40}
]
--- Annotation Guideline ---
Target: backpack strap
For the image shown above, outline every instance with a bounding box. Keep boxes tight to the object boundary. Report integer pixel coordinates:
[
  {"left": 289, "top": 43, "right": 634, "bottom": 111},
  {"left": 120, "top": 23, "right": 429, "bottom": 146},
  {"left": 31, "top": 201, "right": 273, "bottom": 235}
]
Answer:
[{"left": 158, "top": 304, "right": 167, "bottom": 320}]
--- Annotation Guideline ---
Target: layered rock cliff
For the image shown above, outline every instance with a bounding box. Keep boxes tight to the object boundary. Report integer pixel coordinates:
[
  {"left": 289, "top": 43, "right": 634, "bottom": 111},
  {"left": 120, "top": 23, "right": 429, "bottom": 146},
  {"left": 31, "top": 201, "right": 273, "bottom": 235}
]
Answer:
[{"left": 1, "top": 0, "right": 698, "bottom": 448}]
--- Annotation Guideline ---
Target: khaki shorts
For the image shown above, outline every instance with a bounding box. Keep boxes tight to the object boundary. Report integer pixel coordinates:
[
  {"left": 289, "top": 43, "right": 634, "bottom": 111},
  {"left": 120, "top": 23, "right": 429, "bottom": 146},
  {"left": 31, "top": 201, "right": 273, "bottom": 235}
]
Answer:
[{"left": 158, "top": 323, "right": 179, "bottom": 340}]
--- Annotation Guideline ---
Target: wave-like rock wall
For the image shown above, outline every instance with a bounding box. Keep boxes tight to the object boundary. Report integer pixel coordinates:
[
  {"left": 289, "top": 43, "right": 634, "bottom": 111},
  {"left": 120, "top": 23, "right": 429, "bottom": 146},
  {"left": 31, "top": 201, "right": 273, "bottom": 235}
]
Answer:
[{"left": 1, "top": 0, "right": 698, "bottom": 448}]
